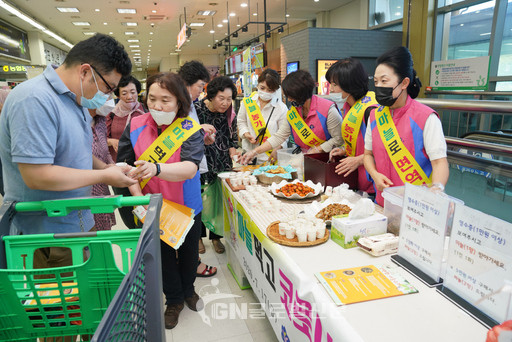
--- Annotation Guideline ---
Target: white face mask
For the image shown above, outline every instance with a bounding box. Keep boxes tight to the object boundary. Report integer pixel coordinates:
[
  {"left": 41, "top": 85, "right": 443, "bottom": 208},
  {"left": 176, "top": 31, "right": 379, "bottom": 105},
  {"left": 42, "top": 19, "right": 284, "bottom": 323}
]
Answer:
[
  {"left": 96, "top": 98, "right": 115, "bottom": 117},
  {"left": 149, "top": 108, "right": 176, "bottom": 126},
  {"left": 258, "top": 89, "right": 274, "bottom": 102}
]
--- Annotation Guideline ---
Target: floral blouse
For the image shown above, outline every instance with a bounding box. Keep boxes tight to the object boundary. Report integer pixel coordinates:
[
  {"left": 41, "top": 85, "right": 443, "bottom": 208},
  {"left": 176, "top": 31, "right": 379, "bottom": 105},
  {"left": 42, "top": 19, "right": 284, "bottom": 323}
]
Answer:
[{"left": 195, "top": 99, "right": 238, "bottom": 184}]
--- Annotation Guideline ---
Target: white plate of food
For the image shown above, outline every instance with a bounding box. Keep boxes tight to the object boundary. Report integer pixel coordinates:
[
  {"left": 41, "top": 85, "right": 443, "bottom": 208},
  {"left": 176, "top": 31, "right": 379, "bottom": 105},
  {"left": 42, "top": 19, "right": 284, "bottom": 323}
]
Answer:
[
  {"left": 304, "top": 198, "right": 354, "bottom": 223},
  {"left": 270, "top": 180, "right": 323, "bottom": 200}
]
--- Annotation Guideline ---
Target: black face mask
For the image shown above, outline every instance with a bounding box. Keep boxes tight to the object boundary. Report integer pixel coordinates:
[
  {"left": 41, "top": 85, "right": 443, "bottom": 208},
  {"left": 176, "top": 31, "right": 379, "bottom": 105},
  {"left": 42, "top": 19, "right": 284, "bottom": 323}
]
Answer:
[
  {"left": 375, "top": 83, "right": 403, "bottom": 107},
  {"left": 290, "top": 100, "right": 304, "bottom": 108}
]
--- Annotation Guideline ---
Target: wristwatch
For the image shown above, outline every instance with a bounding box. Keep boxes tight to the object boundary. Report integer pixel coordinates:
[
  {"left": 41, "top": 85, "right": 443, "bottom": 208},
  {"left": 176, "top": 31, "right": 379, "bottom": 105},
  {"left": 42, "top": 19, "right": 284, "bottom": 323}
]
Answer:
[{"left": 155, "top": 163, "right": 161, "bottom": 177}]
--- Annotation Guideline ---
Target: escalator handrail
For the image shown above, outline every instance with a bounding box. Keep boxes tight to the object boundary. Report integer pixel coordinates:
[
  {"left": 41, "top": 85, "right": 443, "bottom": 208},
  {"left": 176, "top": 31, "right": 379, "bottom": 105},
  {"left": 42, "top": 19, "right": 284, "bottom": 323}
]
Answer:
[
  {"left": 447, "top": 150, "right": 512, "bottom": 179},
  {"left": 417, "top": 98, "right": 512, "bottom": 114},
  {"left": 461, "top": 131, "right": 512, "bottom": 140},
  {"left": 446, "top": 137, "right": 512, "bottom": 156}
]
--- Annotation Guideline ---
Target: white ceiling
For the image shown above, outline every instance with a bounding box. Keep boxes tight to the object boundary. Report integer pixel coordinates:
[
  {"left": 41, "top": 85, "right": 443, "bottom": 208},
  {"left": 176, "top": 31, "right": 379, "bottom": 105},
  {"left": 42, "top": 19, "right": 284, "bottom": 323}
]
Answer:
[{"left": 0, "top": 0, "right": 353, "bottom": 70}]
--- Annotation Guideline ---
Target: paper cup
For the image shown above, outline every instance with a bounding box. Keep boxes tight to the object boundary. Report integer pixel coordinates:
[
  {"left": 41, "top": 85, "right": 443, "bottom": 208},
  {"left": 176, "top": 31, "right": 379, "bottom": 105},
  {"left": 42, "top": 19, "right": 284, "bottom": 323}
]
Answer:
[
  {"left": 296, "top": 230, "right": 307, "bottom": 243},
  {"left": 307, "top": 230, "right": 317, "bottom": 242}
]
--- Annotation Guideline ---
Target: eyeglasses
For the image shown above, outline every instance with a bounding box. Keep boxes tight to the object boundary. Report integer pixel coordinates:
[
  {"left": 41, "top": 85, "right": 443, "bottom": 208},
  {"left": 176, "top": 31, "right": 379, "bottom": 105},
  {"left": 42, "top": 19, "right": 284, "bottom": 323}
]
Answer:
[{"left": 89, "top": 64, "right": 116, "bottom": 93}]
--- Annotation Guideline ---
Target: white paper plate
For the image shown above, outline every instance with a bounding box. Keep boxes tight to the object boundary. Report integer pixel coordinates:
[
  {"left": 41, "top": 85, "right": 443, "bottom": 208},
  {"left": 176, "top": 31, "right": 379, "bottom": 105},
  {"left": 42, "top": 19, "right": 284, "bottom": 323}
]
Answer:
[
  {"left": 304, "top": 198, "right": 354, "bottom": 223},
  {"left": 270, "top": 179, "right": 323, "bottom": 200},
  {"left": 217, "top": 172, "right": 234, "bottom": 180}
]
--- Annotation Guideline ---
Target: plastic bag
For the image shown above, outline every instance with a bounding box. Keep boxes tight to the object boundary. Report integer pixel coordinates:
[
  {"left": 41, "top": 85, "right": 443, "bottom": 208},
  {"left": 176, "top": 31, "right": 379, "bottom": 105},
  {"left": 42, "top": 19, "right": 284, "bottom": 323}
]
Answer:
[
  {"left": 201, "top": 178, "right": 224, "bottom": 236},
  {"left": 348, "top": 198, "right": 375, "bottom": 220}
]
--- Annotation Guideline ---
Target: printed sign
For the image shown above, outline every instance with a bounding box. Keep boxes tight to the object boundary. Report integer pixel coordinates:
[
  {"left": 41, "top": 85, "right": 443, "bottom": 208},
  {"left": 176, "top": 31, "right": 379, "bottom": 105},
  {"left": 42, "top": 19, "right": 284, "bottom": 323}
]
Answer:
[
  {"left": 177, "top": 23, "right": 187, "bottom": 49},
  {"left": 317, "top": 59, "right": 337, "bottom": 95},
  {"left": 397, "top": 184, "right": 452, "bottom": 282},
  {"left": 242, "top": 47, "right": 252, "bottom": 97},
  {"left": 444, "top": 204, "right": 512, "bottom": 323},
  {"left": 430, "top": 56, "right": 490, "bottom": 91}
]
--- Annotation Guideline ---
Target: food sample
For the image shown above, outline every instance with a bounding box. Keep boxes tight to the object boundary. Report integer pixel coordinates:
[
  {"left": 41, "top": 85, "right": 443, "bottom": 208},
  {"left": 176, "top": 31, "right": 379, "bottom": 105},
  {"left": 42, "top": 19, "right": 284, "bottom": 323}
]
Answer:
[
  {"left": 276, "top": 183, "right": 315, "bottom": 197},
  {"left": 267, "top": 166, "right": 287, "bottom": 174},
  {"left": 315, "top": 203, "right": 352, "bottom": 221}
]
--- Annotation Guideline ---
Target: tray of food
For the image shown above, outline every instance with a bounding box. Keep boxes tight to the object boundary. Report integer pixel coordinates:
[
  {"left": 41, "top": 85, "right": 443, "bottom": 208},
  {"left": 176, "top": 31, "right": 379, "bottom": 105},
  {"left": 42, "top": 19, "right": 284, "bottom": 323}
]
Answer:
[
  {"left": 266, "top": 221, "right": 329, "bottom": 247},
  {"left": 253, "top": 165, "right": 297, "bottom": 185},
  {"left": 303, "top": 198, "right": 354, "bottom": 224},
  {"left": 270, "top": 180, "right": 323, "bottom": 200}
]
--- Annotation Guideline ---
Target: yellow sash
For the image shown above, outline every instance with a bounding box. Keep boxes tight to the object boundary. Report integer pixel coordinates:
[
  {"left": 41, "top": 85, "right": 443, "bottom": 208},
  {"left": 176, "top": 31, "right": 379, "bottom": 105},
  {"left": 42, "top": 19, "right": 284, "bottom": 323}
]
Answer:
[
  {"left": 287, "top": 106, "right": 325, "bottom": 148},
  {"left": 341, "top": 91, "right": 378, "bottom": 156},
  {"left": 375, "top": 106, "right": 431, "bottom": 186},
  {"left": 243, "top": 92, "right": 272, "bottom": 156},
  {"left": 139, "top": 116, "right": 201, "bottom": 189}
]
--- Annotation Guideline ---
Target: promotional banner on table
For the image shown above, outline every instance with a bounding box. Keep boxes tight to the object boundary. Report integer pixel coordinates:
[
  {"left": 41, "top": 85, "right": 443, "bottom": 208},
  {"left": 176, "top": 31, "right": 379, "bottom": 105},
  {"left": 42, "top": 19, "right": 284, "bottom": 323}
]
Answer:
[{"left": 221, "top": 182, "right": 364, "bottom": 342}]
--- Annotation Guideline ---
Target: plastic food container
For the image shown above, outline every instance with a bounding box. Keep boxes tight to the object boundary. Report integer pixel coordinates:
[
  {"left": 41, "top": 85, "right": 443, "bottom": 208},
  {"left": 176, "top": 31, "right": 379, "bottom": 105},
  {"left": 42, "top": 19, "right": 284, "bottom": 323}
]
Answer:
[
  {"left": 382, "top": 186, "right": 405, "bottom": 235},
  {"left": 277, "top": 148, "right": 304, "bottom": 180}
]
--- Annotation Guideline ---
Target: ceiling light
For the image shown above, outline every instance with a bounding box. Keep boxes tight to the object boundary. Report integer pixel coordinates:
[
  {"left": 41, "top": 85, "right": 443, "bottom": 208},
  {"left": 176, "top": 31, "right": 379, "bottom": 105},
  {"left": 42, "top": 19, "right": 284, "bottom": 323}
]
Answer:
[
  {"left": 223, "top": 19, "right": 228, "bottom": 23},
  {"left": 149, "top": 39, "right": 152, "bottom": 42},
  {"left": 129, "top": 45, "right": 140, "bottom": 47},
  {"left": 278, "top": 26, "right": 284, "bottom": 33},
  {"left": 131, "top": 49, "right": 140, "bottom": 52},
  {"left": 148, "top": 49, "right": 151, "bottom": 52},
  {"left": 286, "top": 13, "right": 290, "bottom": 17},
  {"left": 237, "top": 24, "right": 240, "bottom": 27},
  {"left": 253, "top": 13, "right": 257, "bottom": 16},
  {"left": 103, "top": 22, "right": 108, "bottom": 25},
  {"left": 215, "top": 39, "right": 219, "bottom": 42},
  {"left": 72, "top": 22, "right": 90, "bottom": 26},
  {"left": 127, "top": 39, "right": 139, "bottom": 42},
  {"left": 123, "top": 22, "right": 138, "bottom": 26},
  {"left": 95, "top": 8, "right": 100, "bottom": 12},
  {"left": 43, "top": 29, "right": 73, "bottom": 48},
  {"left": 212, "top": 45, "right": 217, "bottom": 49},
  {"left": 233, "top": 32, "right": 238, "bottom": 37},
  {"left": 208, "top": 44, "right": 211, "bottom": 47},
  {"left": 217, "top": 24, "right": 223, "bottom": 27},
  {"left": 109, "top": 32, "right": 113, "bottom": 34},
  {"left": 241, "top": 3, "right": 248, "bottom": 7},
  {"left": 137, "top": 68, "right": 142, "bottom": 71},
  {"left": 241, "top": 26, "right": 248, "bottom": 32},
  {"left": 57, "top": 7, "right": 79, "bottom": 13},
  {"left": 149, "top": 45, "right": 152, "bottom": 47},
  {"left": 117, "top": 8, "right": 136, "bottom": 14},
  {"left": 134, "top": 53, "right": 140, "bottom": 55},
  {"left": 189, "top": 23, "right": 205, "bottom": 27},
  {"left": 197, "top": 10, "right": 217, "bottom": 16},
  {"left": 210, "top": 30, "right": 215, "bottom": 33},
  {"left": 0, "top": 1, "right": 45, "bottom": 30},
  {"left": 230, "top": 12, "right": 236, "bottom": 17},
  {"left": 314, "top": 0, "right": 319, "bottom": 2},
  {"left": 152, "top": 10, "right": 157, "bottom": 13},
  {"left": 150, "top": 32, "right": 154, "bottom": 35},
  {"left": 125, "top": 32, "right": 136, "bottom": 35},
  {"left": 83, "top": 32, "right": 96, "bottom": 36}
]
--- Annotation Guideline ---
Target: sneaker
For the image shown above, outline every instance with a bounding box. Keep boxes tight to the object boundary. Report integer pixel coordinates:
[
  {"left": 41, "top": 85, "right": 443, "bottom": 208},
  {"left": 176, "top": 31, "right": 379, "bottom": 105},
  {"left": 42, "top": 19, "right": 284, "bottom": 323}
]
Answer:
[
  {"left": 185, "top": 292, "right": 203, "bottom": 312},
  {"left": 164, "top": 303, "right": 184, "bottom": 329}
]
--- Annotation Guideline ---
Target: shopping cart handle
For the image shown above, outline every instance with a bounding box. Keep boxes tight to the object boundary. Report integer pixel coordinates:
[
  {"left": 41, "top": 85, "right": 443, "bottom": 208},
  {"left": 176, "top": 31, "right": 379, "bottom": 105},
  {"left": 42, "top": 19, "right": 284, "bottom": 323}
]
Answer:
[{"left": 14, "top": 195, "right": 151, "bottom": 217}]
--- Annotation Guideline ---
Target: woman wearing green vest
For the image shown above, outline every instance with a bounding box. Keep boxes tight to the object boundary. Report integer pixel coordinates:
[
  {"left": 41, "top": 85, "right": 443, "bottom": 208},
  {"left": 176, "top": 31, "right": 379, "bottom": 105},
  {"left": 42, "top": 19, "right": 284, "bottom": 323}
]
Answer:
[{"left": 237, "top": 68, "right": 288, "bottom": 164}]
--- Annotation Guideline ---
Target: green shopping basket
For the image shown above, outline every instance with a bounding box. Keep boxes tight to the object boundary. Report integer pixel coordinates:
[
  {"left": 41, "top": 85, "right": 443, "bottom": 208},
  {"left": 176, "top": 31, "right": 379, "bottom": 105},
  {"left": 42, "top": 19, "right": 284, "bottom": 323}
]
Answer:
[{"left": 0, "top": 194, "right": 165, "bottom": 342}]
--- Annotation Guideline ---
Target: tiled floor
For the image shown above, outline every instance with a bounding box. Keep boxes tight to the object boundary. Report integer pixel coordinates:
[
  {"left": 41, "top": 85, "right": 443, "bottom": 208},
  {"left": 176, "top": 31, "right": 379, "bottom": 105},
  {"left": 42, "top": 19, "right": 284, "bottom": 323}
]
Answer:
[{"left": 111, "top": 211, "right": 278, "bottom": 342}]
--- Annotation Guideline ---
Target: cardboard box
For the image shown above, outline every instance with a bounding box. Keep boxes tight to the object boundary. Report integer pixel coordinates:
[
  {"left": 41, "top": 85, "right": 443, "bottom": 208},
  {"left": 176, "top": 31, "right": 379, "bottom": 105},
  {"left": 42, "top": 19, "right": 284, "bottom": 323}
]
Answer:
[
  {"left": 304, "top": 153, "right": 358, "bottom": 189},
  {"left": 331, "top": 213, "right": 388, "bottom": 249}
]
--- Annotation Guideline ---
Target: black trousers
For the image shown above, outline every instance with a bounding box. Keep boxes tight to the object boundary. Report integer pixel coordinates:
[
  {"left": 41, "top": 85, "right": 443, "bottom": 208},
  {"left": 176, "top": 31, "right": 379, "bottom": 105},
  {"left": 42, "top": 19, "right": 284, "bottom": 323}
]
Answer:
[
  {"left": 161, "top": 212, "right": 202, "bottom": 305},
  {"left": 201, "top": 221, "right": 222, "bottom": 240}
]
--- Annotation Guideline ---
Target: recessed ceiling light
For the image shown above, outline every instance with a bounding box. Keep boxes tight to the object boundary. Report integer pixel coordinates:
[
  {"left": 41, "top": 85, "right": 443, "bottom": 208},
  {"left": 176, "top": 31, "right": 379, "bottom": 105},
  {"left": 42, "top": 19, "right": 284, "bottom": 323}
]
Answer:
[
  {"left": 131, "top": 49, "right": 140, "bottom": 52},
  {"left": 229, "top": 12, "right": 236, "bottom": 16},
  {"left": 95, "top": 8, "right": 100, "bottom": 12},
  {"left": 103, "top": 22, "right": 108, "bottom": 25},
  {"left": 72, "top": 22, "right": 90, "bottom": 26},
  {"left": 149, "top": 45, "right": 152, "bottom": 47},
  {"left": 123, "top": 22, "right": 138, "bottom": 26},
  {"left": 222, "top": 19, "right": 228, "bottom": 23},
  {"left": 286, "top": 13, "right": 290, "bottom": 17},
  {"left": 241, "top": 3, "right": 248, "bottom": 7},
  {"left": 253, "top": 13, "right": 257, "bottom": 16},
  {"left": 217, "top": 24, "right": 223, "bottom": 27},
  {"left": 189, "top": 23, "right": 205, "bottom": 27},
  {"left": 57, "top": 7, "right": 79, "bottom": 13},
  {"left": 125, "top": 31, "right": 136, "bottom": 35},
  {"left": 149, "top": 39, "right": 152, "bottom": 42},
  {"left": 83, "top": 32, "right": 96, "bottom": 35},
  {"left": 149, "top": 32, "right": 154, "bottom": 35},
  {"left": 152, "top": 10, "right": 157, "bottom": 13},
  {"left": 134, "top": 53, "right": 140, "bottom": 55},
  {"left": 210, "top": 30, "right": 215, "bottom": 33},
  {"left": 314, "top": 0, "right": 319, "bottom": 2},
  {"left": 237, "top": 24, "right": 240, "bottom": 27},
  {"left": 109, "top": 32, "right": 113, "bottom": 34},
  {"left": 197, "top": 10, "right": 217, "bottom": 16},
  {"left": 215, "top": 39, "right": 219, "bottom": 42},
  {"left": 148, "top": 49, "right": 151, "bottom": 52},
  {"left": 129, "top": 45, "right": 140, "bottom": 48},
  {"left": 117, "top": 8, "right": 136, "bottom": 14},
  {"left": 208, "top": 44, "right": 211, "bottom": 47},
  {"left": 127, "top": 39, "right": 139, "bottom": 42}
]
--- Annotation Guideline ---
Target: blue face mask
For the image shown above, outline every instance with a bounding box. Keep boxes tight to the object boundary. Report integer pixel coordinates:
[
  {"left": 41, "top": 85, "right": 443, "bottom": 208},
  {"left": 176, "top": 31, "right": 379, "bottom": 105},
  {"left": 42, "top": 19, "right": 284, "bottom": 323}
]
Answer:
[{"left": 80, "top": 69, "right": 109, "bottom": 109}]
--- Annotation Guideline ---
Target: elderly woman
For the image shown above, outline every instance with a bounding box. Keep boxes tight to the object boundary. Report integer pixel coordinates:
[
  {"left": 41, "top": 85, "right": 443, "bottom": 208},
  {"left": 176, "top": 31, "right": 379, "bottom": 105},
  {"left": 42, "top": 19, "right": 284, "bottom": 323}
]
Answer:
[
  {"left": 241, "top": 70, "right": 342, "bottom": 164},
  {"left": 106, "top": 75, "right": 145, "bottom": 161},
  {"left": 195, "top": 76, "right": 239, "bottom": 254}
]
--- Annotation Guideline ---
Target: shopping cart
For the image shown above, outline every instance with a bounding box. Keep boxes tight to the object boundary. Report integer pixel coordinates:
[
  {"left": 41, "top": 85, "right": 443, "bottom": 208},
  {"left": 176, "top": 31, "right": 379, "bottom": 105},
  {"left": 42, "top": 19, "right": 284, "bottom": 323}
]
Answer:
[{"left": 0, "top": 194, "right": 165, "bottom": 342}]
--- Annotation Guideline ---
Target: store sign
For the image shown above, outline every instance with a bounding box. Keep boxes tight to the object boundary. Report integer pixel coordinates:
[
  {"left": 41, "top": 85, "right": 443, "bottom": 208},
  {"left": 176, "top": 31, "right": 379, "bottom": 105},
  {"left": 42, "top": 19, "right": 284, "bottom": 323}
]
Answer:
[
  {"left": 443, "top": 204, "right": 512, "bottom": 324},
  {"left": 1, "top": 65, "right": 27, "bottom": 73},
  {"left": 316, "top": 60, "right": 337, "bottom": 95},
  {"left": 430, "top": 56, "right": 490, "bottom": 91},
  {"left": 222, "top": 182, "right": 363, "bottom": 341},
  {"left": 177, "top": 24, "right": 187, "bottom": 49},
  {"left": 0, "top": 19, "right": 30, "bottom": 62}
]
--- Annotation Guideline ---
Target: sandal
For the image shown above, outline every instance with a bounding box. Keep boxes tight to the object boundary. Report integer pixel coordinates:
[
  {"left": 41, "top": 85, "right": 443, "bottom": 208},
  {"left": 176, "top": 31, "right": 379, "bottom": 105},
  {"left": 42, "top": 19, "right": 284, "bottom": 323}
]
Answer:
[
  {"left": 196, "top": 262, "right": 217, "bottom": 277},
  {"left": 212, "top": 239, "right": 225, "bottom": 254},
  {"left": 198, "top": 239, "right": 205, "bottom": 254}
]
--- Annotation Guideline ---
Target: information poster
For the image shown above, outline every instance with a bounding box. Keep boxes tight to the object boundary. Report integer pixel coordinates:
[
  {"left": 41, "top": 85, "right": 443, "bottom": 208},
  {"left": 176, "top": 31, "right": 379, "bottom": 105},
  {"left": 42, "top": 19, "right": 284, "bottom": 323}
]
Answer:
[
  {"left": 234, "top": 53, "right": 242, "bottom": 73},
  {"left": 242, "top": 47, "right": 252, "bottom": 97},
  {"left": 316, "top": 265, "right": 418, "bottom": 305},
  {"left": 444, "top": 204, "right": 512, "bottom": 323},
  {"left": 316, "top": 59, "right": 337, "bottom": 95},
  {"left": 250, "top": 43, "right": 264, "bottom": 70},
  {"left": 430, "top": 56, "right": 490, "bottom": 91},
  {"left": 397, "top": 184, "right": 451, "bottom": 282}
]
